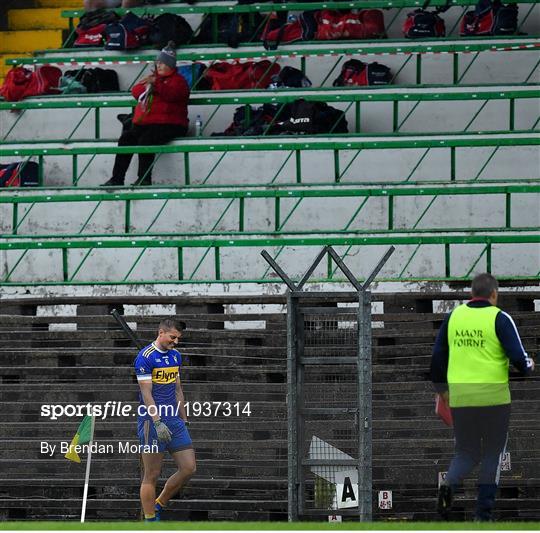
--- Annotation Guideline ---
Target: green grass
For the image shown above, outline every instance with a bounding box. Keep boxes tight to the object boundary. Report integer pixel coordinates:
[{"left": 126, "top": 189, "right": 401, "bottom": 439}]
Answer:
[{"left": 0, "top": 523, "right": 539, "bottom": 531}]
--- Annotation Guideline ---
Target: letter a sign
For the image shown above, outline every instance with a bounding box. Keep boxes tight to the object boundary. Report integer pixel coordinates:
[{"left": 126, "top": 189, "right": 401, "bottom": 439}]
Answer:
[{"left": 335, "top": 470, "right": 359, "bottom": 509}]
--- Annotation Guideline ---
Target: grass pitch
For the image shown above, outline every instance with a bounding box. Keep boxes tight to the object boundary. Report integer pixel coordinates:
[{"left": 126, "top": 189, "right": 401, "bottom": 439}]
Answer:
[{"left": 0, "top": 523, "right": 539, "bottom": 530}]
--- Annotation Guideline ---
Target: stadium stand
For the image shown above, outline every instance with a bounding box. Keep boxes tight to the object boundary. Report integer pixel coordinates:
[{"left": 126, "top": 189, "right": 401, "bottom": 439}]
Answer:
[{"left": 0, "top": 0, "right": 538, "bottom": 524}]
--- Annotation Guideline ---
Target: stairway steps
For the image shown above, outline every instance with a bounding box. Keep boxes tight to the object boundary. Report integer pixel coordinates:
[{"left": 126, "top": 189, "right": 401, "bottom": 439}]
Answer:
[
  {"left": 8, "top": 8, "right": 71, "bottom": 31},
  {"left": 0, "top": 30, "right": 63, "bottom": 53},
  {"left": 36, "top": 0, "right": 81, "bottom": 7}
]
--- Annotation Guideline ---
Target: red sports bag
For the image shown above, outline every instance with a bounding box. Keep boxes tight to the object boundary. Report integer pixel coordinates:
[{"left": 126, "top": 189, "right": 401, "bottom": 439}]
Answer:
[{"left": 316, "top": 9, "right": 386, "bottom": 40}]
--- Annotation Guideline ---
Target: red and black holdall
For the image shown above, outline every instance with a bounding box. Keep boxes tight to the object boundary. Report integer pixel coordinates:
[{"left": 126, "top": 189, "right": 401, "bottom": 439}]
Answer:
[
  {"left": 460, "top": 0, "right": 518, "bottom": 36},
  {"left": 74, "top": 8, "right": 119, "bottom": 47},
  {"left": 403, "top": 0, "right": 450, "bottom": 38},
  {"left": 332, "top": 59, "right": 392, "bottom": 87}
]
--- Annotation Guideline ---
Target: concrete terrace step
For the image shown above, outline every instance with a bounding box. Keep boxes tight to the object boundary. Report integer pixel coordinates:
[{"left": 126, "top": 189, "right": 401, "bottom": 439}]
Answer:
[
  {"left": 11, "top": 322, "right": 540, "bottom": 340},
  {"left": 37, "top": 0, "right": 81, "bottom": 7},
  {"left": 0, "top": 30, "right": 63, "bottom": 53},
  {"left": 0, "top": 310, "right": 537, "bottom": 325},
  {"left": 8, "top": 9, "right": 71, "bottom": 31}
]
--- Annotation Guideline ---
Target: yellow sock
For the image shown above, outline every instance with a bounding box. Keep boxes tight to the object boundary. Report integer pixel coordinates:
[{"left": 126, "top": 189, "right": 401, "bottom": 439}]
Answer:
[
  {"left": 155, "top": 498, "right": 166, "bottom": 508},
  {"left": 144, "top": 513, "right": 156, "bottom": 520}
]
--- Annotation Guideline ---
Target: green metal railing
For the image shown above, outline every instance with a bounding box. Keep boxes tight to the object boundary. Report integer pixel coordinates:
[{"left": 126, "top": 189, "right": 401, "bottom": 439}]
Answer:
[
  {"left": 1, "top": 234, "right": 538, "bottom": 285},
  {"left": 2, "top": 85, "right": 538, "bottom": 141},
  {"left": 2, "top": 131, "right": 538, "bottom": 187},
  {"left": 2, "top": 184, "right": 538, "bottom": 238}
]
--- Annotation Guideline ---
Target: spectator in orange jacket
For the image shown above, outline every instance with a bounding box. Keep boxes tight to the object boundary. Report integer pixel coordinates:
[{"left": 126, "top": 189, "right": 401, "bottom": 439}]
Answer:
[{"left": 102, "top": 42, "right": 189, "bottom": 187}]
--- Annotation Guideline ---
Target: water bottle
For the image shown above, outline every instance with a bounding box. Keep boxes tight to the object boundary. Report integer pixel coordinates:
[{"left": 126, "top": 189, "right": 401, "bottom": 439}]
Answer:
[{"left": 195, "top": 114, "right": 203, "bottom": 137}]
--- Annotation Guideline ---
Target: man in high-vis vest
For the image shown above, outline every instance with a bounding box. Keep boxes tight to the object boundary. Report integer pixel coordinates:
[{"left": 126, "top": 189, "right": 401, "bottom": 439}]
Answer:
[{"left": 431, "top": 273, "right": 534, "bottom": 521}]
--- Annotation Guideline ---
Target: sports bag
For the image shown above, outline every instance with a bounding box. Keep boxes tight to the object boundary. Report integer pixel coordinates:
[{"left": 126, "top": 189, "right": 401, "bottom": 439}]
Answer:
[
  {"left": 460, "top": 0, "right": 518, "bottom": 35},
  {"left": 74, "top": 9, "right": 118, "bottom": 47},
  {"left": 275, "top": 99, "right": 348, "bottom": 135},
  {"left": 332, "top": 59, "right": 392, "bottom": 86},
  {"left": 261, "top": 10, "right": 318, "bottom": 50},
  {"left": 177, "top": 63, "right": 210, "bottom": 89},
  {"left": 214, "top": 104, "right": 280, "bottom": 136},
  {"left": 204, "top": 61, "right": 280, "bottom": 90},
  {"left": 403, "top": 0, "right": 450, "bottom": 38},
  {"left": 105, "top": 12, "right": 151, "bottom": 50},
  {"left": 269, "top": 66, "right": 312, "bottom": 88},
  {"left": 196, "top": 12, "right": 265, "bottom": 47},
  {"left": 0, "top": 66, "right": 62, "bottom": 102},
  {"left": 148, "top": 13, "right": 193, "bottom": 49},
  {"left": 0, "top": 161, "right": 39, "bottom": 187},
  {"left": 316, "top": 9, "right": 386, "bottom": 40},
  {"left": 59, "top": 75, "right": 87, "bottom": 94},
  {"left": 64, "top": 67, "right": 120, "bottom": 93}
]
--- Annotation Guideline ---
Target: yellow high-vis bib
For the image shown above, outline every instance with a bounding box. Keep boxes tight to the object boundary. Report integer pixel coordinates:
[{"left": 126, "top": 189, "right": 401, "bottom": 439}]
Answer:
[{"left": 447, "top": 304, "right": 510, "bottom": 407}]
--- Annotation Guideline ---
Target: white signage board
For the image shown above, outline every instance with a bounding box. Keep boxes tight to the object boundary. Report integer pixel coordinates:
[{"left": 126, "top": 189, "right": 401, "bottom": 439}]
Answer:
[
  {"left": 438, "top": 471, "right": 447, "bottom": 489},
  {"left": 335, "top": 470, "right": 359, "bottom": 509},
  {"left": 328, "top": 515, "right": 342, "bottom": 522},
  {"left": 378, "top": 490, "right": 393, "bottom": 510},
  {"left": 501, "top": 452, "right": 511, "bottom": 471}
]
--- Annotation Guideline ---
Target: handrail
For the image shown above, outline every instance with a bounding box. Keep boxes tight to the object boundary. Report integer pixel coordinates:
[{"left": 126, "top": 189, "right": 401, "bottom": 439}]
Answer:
[
  {"left": 1, "top": 84, "right": 538, "bottom": 111},
  {"left": 1, "top": 184, "right": 538, "bottom": 205},
  {"left": 6, "top": 37, "right": 540, "bottom": 67},
  {"left": 2, "top": 131, "right": 538, "bottom": 156},
  {"left": 8, "top": 233, "right": 537, "bottom": 249}
]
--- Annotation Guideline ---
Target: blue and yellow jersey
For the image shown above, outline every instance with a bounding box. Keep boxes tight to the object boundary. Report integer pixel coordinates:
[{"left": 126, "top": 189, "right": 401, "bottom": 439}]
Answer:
[{"left": 134, "top": 343, "right": 182, "bottom": 420}]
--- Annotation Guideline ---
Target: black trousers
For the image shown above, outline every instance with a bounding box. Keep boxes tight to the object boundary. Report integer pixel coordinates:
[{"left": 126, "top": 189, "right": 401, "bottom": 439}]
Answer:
[
  {"left": 447, "top": 404, "right": 510, "bottom": 519},
  {"left": 111, "top": 122, "right": 188, "bottom": 182}
]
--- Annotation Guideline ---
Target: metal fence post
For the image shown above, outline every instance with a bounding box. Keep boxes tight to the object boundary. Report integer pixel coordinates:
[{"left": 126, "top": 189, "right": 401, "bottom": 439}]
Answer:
[{"left": 358, "top": 289, "right": 373, "bottom": 521}]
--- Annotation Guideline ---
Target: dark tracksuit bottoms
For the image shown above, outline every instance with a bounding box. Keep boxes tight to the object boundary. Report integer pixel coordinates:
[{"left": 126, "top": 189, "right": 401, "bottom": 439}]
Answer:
[
  {"left": 431, "top": 299, "right": 533, "bottom": 520},
  {"left": 112, "top": 123, "right": 188, "bottom": 183},
  {"left": 447, "top": 404, "right": 510, "bottom": 520}
]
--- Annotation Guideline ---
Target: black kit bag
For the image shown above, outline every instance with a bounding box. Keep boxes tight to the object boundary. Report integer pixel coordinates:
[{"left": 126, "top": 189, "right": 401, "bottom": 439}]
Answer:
[
  {"left": 332, "top": 59, "right": 392, "bottom": 86},
  {"left": 460, "top": 0, "right": 518, "bottom": 36},
  {"left": 196, "top": 12, "right": 265, "bottom": 47},
  {"left": 214, "top": 104, "right": 279, "bottom": 136},
  {"left": 148, "top": 13, "right": 193, "bottom": 48},
  {"left": 64, "top": 68, "right": 120, "bottom": 93},
  {"left": 77, "top": 8, "right": 119, "bottom": 30},
  {"left": 275, "top": 99, "right": 348, "bottom": 135},
  {"left": 269, "top": 66, "right": 312, "bottom": 88},
  {"left": 403, "top": 0, "right": 450, "bottom": 38}
]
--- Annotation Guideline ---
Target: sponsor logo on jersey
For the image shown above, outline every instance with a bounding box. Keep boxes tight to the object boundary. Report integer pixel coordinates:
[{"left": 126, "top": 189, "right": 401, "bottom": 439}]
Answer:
[{"left": 152, "top": 366, "right": 179, "bottom": 384}]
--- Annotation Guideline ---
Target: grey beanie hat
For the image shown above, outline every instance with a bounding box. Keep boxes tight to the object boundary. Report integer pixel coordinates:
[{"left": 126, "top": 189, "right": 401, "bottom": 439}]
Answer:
[{"left": 157, "top": 40, "right": 177, "bottom": 70}]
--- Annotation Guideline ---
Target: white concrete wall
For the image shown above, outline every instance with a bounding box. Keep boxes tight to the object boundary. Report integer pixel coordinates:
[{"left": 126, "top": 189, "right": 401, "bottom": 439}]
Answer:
[
  {"left": 1, "top": 240, "right": 539, "bottom": 283},
  {"left": 1, "top": 189, "right": 539, "bottom": 237}
]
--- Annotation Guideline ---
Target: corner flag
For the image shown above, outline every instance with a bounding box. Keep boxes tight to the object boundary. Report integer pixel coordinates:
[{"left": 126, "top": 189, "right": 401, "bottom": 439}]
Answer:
[{"left": 65, "top": 415, "right": 93, "bottom": 463}]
